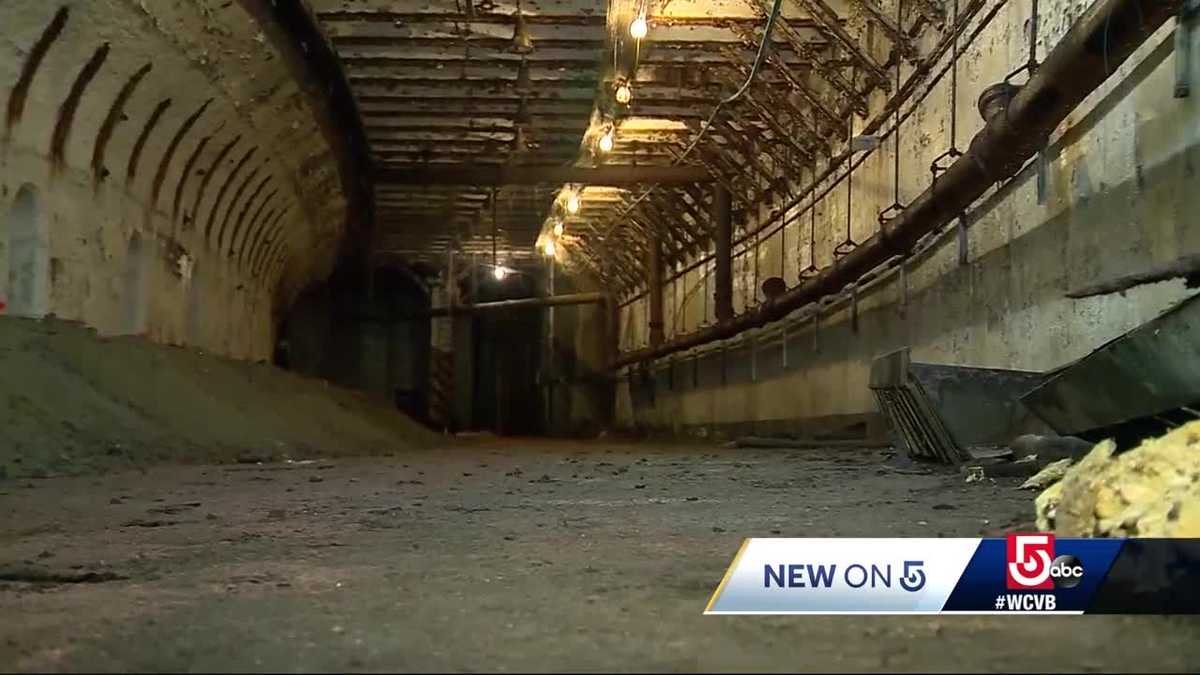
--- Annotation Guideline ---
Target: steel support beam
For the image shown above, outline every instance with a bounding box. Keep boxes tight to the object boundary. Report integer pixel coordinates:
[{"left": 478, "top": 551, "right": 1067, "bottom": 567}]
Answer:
[
  {"left": 425, "top": 292, "right": 607, "bottom": 317},
  {"left": 373, "top": 164, "right": 713, "bottom": 186},
  {"left": 712, "top": 184, "right": 734, "bottom": 323},
  {"left": 613, "top": 0, "right": 1181, "bottom": 368},
  {"left": 647, "top": 238, "right": 665, "bottom": 348}
]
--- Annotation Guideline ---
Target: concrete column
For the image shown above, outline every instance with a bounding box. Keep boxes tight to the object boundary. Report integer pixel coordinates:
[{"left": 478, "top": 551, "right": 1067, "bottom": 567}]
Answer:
[
  {"left": 712, "top": 184, "right": 733, "bottom": 322},
  {"left": 647, "top": 237, "right": 665, "bottom": 347}
]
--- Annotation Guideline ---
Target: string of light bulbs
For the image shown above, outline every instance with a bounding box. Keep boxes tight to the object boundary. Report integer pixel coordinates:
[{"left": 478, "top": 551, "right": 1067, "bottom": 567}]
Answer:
[{"left": 594, "top": 0, "right": 785, "bottom": 245}]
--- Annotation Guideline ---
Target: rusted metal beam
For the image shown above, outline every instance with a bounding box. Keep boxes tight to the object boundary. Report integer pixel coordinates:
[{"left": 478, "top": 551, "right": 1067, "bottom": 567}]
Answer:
[
  {"left": 765, "top": 52, "right": 844, "bottom": 133},
  {"left": 646, "top": 193, "right": 702, "bottom": 258},
  {"left": 665, "top": 187, "right": 713, "bottom": 238},
  {"left": 709, "top": 119, "right": 779, "bottom": 202},
  {"left": 320, "top": 10, "right": 828, "bottom": 30},
  {"left": 647, "top": 237, "right": 665, "bottom": 347},
  {"left": 847, "top": 0, "right": 918, "bottom": 57},
  {"left": 792, "top": 0, "right": 891, "bottom": 90},
  {"left": 373, "top": 164, "right": 712, "bottom": 186},
  {"left": 769, "top": 14, "right": 869, "bottom": 114},
  {"left": 715, "top": 45, "right": 830, "bottom": 147},
  {"left": 735, "top": 92, "right": 817, "bottom": 163},
  {"left": 633, "top": 204, "right": 685, "bottom": 261},
  {"left": 341, "top": 54, "right": 815, "bottom": 70},
  {"left": 712, "top": 184, "right": 734, "bottom": 323},
  {"left": 690, "top": 137, "right": 750, "bottom": 200},
  {"left": 613, "top": 0, "right": 1180, "bottom": 368},
  {"left": 910, "top": 0, "right": 947, "bottom": 25},
  {"left": 425, "top": 291, "right": 607, "bottom": 316},
  {"left": 331, "top": 36, "right": 607, "bottom": 50}
]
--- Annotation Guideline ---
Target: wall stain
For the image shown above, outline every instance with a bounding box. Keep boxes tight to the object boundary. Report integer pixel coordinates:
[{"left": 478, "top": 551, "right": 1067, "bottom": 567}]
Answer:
[
  {"left": 204, "top": 146, "right": 258, "bottom": 248},
  {"left": 229, "top": 174, "right": 273, "bottom": 257},
  {"left": 188, "top": 135, "right": 241, "bottom": 234},
  {"left": 241, "top": 194, "right": 280, "bottom": 269},
  {"left": 253, "top": 209, "right": 289, "bottom": 275},
  {"left": 5, "top": 7, "right": 69, "bottom": 134},
  {"left": 214, "top": 161, "right": 262, "bottom": 253},
  {"left": 150, "top": 99, "right": 213, "bottom": 209},
  {"left": 51, "top": 43, "right": 110, "bottom": 169},
  {"left": 172, "top": 133, "right": 214, "bottom": 225},
  {"left": 238, "top": 188, "right": 278, "bottom": 267},
  {"left": 126, "top": 98, "right": 171, "bottom": 183},
  {"left": 93, "top": 63, "right": 153, "bottom": 186}
]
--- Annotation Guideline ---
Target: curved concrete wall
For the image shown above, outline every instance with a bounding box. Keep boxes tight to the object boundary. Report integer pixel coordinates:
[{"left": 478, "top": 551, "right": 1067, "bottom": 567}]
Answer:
[{"left": 0, "top": 0, "right": 346, "bottom": 359}]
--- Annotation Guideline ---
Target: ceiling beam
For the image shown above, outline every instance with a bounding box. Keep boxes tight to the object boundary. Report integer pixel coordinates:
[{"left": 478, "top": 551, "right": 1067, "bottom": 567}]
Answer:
[
  {"left": 318, "top": 11, "right": 829, "bottom": 31},
  {"left": 373, "top": 164, "right": 714, "bottom": 186}
]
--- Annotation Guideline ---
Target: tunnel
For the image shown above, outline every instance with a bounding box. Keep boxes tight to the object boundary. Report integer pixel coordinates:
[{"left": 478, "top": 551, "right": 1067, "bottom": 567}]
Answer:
[{"left": 1, "top": 0, "right": 1200, "bottom": 671}]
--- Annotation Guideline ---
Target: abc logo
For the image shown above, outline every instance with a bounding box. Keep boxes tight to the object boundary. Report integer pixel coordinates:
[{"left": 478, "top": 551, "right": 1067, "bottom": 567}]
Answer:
[{"left": 1050, "top": 554, "right": 1084, "bottom": 589}]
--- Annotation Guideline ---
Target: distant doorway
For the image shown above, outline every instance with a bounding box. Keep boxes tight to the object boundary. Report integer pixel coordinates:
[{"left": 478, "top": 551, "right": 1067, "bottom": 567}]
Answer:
[{"left": 6, "top": 185, "right": 49, "bottom": 317}]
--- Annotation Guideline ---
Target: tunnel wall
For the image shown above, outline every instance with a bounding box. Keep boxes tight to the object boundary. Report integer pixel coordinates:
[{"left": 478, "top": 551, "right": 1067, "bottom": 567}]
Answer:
[
  {"left": 0, "top": 1, "right": 346, "bottom": 360},
  {"left": 545, "top": 264, "right": 615, "bottom": 437},
  {"left": 283, "top": 267, "right": 431, "bottom": 421},
  {"left": 614, "top": 5, "right": 1200, "bottom": 437}
]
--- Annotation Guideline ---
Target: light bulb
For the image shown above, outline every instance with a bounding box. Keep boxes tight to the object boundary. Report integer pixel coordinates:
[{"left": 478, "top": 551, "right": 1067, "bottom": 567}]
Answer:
[
  {"left": 614, "top": 80, "right": 632, "bottom": 105},
  {"left": 630, "top": 15, "right": 648, "bottom": 39},
  {"left": 553, "top": 220, "right": 564, "bottom": 237},
  {"left": 566, "top": 192, "right": 581, "bottom": 214},
  {"left": 493, "top": 265, "right": 508, "bottom": 281},
  {"left": 597, "top": 128, "right": 615, "bottom": 153},
  {"left": 543, "top": 240, "right": 556, "bottom": 257}
]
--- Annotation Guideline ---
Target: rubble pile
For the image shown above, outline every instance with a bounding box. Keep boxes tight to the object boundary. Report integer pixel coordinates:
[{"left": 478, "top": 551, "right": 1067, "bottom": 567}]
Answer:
[{"left": 1035, "top": 420, "right": 1200, "bottom": 537}]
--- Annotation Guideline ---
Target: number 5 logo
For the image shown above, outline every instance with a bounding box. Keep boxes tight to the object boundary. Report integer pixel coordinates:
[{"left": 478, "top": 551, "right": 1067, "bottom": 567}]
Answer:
[
  {"left": 1006, "top": 533, "right": 1054, "bottom": 589},
  {"left": 900, "top": 560, "right": 926, "bottom": 592}
]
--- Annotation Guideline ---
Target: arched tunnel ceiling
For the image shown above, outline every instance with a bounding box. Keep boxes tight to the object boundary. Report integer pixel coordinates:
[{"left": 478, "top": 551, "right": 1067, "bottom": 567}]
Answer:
[{"left": 309, "top": 0, "right": 951, "bottom": 287}]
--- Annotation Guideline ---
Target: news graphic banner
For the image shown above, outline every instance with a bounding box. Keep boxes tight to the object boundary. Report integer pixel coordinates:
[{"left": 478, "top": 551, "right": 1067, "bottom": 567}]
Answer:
[{"left": 705, "top": 536, "right": 1200, "bottom": 615}]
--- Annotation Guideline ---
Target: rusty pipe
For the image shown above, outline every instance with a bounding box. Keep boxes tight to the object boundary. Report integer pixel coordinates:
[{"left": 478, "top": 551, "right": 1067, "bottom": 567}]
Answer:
[
  {"left": 612, "top": 0, "right": 1180, "bottom": 369},
  {"left": 426, "top": 292, "right": 607, "bottom": 317}
]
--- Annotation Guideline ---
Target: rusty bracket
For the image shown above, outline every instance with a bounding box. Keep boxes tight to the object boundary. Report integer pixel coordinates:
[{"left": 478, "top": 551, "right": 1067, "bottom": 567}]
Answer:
[
  {"left": 930, "top": 147, "right": 964, "bottom": 183},
  {"left": 878, "top": 202, "right": 907, "bottom": 226}
]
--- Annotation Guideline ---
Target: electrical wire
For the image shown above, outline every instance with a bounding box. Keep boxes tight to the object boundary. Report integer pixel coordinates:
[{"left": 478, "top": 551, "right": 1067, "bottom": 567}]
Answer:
[{"left": 597, "top": 0, "right": 785, "bottom": 241}]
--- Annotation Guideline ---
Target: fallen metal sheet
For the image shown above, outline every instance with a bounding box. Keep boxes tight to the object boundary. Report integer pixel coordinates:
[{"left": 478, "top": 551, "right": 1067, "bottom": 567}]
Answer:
[
  {"left": 870, "top": 348, "right": 1049, "bottom": 464},
  {"left": 1021, "top": 293, "right": 1200, "bottom": 435}
]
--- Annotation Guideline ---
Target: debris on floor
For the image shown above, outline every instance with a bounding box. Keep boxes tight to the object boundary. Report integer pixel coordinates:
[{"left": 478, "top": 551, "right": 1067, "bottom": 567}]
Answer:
[
  {"left": 1009, "top": 434, "right": 1094, "bottom": 463},
  {"left": 1019, "top": 458, "right": 1074, "bottom": 490},
  {"left": 1035, "top": 420, "right": 1200, "bottom": 536}
]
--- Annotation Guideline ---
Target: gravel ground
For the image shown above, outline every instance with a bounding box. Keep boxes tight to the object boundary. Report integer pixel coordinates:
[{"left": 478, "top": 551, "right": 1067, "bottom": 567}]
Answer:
[{"left": 1, "top": 437, "right": 1197, "bottom": 672}]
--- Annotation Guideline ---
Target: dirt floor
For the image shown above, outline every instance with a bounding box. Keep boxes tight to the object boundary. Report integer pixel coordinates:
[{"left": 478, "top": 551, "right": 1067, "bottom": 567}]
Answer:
[
  {"left": 0, "top": 316, "right": 439, "bottom": 479},
  {"left": 2, "top": 438, "right": 1198, "bottom": 673}
]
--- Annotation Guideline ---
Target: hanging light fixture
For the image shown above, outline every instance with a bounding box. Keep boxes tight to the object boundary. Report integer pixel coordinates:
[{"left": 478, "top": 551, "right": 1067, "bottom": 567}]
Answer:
[
  {"left": 597, "top": 126, "right": 615, "bottom": 153},
  {"left": 543, "top": 239, "right": 557, "bottom": 257},
  {"left": 490, "top": 188, "right": 508, "bottom": 281},
  {"left": 614, "top": 79, "right": 633, "bottom": 105},
  {"left": 511, "top": 1, "right": 535, "bottom": 54},
  {"left": 565, "top": 190, "right": 581, "bottom": 214},
  {"left": 552, "top": 220, "right": 564, "bottom": 237},
  {"left": 629, "top": 14, "right": 648, "bottom": 39}
]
